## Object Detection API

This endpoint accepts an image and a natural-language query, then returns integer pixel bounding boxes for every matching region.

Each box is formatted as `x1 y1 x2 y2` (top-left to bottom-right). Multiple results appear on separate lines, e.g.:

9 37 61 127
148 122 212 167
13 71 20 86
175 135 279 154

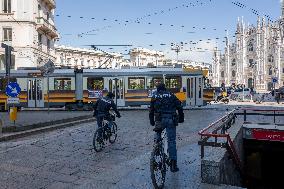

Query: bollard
9 107 17 124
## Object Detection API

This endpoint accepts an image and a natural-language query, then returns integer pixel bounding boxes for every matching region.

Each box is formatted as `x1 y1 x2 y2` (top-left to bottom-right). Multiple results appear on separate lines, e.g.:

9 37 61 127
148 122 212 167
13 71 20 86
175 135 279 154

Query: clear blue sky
55 0 282 63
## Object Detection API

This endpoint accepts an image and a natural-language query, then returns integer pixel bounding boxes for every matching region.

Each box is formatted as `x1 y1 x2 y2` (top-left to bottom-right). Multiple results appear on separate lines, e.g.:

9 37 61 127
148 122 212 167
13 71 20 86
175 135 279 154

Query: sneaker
170 160 179 172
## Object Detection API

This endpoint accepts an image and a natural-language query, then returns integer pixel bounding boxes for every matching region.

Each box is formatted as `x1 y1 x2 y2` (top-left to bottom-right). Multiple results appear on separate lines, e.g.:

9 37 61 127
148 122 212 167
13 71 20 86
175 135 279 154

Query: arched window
38 4 42 17
221 71 224 77
232 70 236 77
231 59 236 66
249 59 254 68
248 42 254 52
269 67 273 75
268 55 274 63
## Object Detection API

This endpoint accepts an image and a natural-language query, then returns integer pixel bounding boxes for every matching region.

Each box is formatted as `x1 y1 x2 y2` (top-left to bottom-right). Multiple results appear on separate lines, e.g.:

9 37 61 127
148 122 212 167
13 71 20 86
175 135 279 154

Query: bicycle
93 113 118 152
150 129 170 189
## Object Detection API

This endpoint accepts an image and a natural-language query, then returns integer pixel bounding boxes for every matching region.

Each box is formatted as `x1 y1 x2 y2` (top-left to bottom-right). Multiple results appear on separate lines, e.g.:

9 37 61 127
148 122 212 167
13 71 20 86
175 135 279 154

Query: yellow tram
0 67 206 110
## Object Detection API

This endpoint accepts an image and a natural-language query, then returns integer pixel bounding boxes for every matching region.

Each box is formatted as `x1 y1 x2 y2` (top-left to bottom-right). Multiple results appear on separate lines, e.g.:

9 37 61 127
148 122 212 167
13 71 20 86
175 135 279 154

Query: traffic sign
39 59 55 75
5 82 21 97
272 77 278 83
7 97 20 104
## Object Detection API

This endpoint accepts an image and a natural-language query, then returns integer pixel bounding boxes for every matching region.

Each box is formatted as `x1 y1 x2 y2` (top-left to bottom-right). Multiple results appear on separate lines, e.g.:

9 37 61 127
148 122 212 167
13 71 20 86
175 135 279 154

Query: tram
0 67 206 110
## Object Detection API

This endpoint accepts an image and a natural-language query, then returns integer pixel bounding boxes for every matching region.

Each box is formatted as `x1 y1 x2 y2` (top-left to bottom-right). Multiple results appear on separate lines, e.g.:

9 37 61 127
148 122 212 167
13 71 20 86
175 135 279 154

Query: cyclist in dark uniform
93 92 121 139
149 83 184 172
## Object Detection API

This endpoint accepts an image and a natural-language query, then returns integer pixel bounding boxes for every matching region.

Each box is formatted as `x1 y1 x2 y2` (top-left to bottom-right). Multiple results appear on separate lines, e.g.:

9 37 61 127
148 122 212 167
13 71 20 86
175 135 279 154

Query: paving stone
0 109 246 189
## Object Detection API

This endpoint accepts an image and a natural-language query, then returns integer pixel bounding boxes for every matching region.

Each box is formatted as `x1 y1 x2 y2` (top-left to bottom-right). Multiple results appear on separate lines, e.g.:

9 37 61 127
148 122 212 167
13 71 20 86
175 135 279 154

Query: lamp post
171 42 183 64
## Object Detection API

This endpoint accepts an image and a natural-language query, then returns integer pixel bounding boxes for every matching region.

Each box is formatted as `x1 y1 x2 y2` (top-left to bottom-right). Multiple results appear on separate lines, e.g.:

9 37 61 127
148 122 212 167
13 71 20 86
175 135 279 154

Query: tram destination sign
28 73 43 77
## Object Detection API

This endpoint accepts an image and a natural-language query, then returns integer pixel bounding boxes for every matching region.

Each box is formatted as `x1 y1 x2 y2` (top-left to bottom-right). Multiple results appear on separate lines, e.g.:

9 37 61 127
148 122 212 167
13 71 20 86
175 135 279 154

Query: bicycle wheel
93 127 104 152
150 143 166 189
109 122 118 144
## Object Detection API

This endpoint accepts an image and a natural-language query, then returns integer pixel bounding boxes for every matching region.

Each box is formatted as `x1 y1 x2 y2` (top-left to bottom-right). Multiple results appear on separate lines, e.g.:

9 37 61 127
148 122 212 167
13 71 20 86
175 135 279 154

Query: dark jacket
93 96 120 117
149 89 184 126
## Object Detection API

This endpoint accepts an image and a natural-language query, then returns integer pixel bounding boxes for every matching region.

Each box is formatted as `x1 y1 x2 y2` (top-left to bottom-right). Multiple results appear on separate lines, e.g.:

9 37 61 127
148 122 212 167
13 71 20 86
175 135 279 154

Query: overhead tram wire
73 0 213 37
54 0 276 53
53 0 274 37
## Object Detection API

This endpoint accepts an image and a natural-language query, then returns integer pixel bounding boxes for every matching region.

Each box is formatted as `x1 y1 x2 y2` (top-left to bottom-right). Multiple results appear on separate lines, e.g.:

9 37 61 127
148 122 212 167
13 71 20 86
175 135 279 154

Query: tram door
105 77 125 107
185 76 203 106
27 78 44 108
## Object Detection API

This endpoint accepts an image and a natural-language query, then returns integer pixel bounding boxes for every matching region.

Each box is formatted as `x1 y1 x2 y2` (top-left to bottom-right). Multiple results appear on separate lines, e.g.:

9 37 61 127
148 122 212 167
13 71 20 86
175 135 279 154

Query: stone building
54 45 125 69
212 3 284 91
129 48 164 67
0 0 58 69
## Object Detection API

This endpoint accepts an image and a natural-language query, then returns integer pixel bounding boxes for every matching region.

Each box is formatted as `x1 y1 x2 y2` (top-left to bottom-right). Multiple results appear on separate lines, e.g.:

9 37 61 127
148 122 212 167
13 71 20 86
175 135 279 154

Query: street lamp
171 42 183 64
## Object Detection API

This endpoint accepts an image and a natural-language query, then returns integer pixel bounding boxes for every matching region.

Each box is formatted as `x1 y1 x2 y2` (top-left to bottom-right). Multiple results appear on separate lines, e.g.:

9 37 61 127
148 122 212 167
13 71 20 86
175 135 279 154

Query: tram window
54 78 71 90
165 77 181 89
87 77 104 90
128 77 145 90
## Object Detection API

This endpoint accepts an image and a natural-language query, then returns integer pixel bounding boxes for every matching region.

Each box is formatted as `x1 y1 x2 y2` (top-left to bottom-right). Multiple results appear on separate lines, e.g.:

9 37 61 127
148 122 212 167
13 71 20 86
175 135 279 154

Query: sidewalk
0 110 96 141
0 111 93 131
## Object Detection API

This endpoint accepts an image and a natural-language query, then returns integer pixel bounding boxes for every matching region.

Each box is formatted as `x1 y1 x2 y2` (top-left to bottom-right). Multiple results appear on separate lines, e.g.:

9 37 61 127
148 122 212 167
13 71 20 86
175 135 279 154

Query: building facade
0 0 58 69
129 48 165 67
212 3 284 91
54 45 125 69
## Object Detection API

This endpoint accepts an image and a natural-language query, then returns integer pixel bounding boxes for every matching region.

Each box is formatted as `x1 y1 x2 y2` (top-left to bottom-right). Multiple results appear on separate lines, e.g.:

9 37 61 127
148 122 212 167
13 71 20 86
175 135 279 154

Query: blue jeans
154 117 177 161
96 115 113 138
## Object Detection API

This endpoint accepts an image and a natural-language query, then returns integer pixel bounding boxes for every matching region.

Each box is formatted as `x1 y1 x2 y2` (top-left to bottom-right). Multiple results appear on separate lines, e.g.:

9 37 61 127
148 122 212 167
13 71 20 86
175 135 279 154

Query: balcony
42 0 56 9
36 17 59 38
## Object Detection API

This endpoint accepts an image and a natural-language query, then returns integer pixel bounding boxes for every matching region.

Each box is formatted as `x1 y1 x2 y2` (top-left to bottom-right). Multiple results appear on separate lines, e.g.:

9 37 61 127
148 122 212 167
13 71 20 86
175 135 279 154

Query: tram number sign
88 90 103 98
252 129 284 142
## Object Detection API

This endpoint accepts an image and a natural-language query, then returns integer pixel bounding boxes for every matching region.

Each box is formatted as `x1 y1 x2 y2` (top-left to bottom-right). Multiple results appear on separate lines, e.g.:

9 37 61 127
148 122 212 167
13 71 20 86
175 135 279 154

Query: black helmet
157 83 166 92
107 92 115 98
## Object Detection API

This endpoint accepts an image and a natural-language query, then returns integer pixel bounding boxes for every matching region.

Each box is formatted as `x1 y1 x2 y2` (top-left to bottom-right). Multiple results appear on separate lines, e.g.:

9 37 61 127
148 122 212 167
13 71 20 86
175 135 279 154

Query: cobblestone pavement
0 109 242 189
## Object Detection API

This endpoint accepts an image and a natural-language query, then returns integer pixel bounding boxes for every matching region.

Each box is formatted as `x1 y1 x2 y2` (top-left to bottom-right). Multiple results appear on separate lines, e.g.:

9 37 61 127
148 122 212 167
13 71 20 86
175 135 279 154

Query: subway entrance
244 139 284 189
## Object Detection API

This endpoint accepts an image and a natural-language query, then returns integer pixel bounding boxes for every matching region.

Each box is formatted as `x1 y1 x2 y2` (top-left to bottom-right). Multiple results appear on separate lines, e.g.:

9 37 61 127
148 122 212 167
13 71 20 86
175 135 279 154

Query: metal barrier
237 109 284 124
198 109 243 173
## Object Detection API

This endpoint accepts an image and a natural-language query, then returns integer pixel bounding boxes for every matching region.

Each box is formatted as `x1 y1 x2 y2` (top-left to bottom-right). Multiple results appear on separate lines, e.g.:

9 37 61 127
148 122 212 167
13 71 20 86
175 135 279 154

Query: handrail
241 108 284 112
198 109 236 135
198 109 243 174
237 108 284 123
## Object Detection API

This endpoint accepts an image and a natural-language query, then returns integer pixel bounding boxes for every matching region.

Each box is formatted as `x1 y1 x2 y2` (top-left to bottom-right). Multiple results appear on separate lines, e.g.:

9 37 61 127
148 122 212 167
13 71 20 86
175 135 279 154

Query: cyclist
93 92 121 139
149 83 184 172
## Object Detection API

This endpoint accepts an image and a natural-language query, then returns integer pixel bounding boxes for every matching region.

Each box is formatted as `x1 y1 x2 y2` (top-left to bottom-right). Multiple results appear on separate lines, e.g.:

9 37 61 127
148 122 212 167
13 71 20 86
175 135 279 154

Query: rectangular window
67 58 71 65
128 77 145 89
38 33 42 44
54 78 71 90
165 76 181 89
87 77 104 90
3 0 11 13
47 39 50 49
3 27 12 41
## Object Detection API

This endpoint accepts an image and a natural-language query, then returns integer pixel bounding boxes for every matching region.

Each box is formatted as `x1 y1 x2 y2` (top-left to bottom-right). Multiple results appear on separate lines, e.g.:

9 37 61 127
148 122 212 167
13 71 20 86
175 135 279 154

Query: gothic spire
282 0 284 18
